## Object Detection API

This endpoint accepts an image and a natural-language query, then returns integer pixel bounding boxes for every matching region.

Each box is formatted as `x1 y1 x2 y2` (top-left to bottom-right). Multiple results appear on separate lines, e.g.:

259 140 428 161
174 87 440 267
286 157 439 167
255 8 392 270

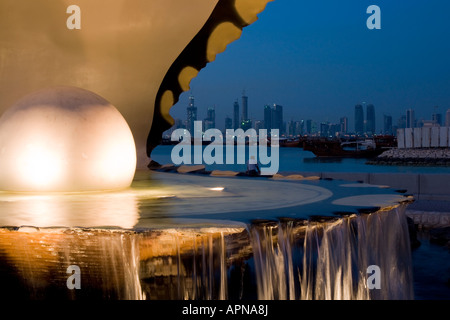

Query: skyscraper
271 104 284 134
204 106 215 131
340 117 348 133
206 106 215 126
287 120 295 136
254 120 263 131
320 122 330 137
264 104 272 130
432 113 442 126
406 109 415 128
186 95 197 134
296 120 304 136
306 119 312 134
224 116 232 131
397 115 406 129
240 119 252 131
233 100 239 130
366 104 375 134
241 92 248 122
354 104 364 134
446 109 450 127
383 114 393 134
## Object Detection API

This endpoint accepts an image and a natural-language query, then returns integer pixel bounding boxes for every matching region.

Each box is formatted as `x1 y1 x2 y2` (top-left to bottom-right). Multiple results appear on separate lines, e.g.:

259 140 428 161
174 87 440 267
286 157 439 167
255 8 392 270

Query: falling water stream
0 171 416 300
0 203 414 300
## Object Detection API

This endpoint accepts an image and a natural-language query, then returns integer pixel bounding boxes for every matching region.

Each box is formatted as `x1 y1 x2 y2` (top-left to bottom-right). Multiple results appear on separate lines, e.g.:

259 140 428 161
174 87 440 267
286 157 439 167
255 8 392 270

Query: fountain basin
0 171 414 300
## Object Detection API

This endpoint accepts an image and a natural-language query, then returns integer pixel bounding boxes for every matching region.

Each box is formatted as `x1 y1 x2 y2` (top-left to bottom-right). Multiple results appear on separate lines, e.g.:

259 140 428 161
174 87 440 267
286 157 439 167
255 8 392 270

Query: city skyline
165 91 449 138
167 0 450 133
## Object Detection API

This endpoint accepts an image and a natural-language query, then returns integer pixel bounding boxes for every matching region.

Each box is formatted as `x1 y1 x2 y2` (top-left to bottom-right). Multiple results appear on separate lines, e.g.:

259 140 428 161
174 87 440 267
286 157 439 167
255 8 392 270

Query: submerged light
0 86 137 192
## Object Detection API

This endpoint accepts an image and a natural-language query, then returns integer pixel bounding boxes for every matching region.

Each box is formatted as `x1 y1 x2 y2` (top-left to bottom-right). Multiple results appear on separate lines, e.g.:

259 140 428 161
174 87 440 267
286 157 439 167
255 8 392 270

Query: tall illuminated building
406 109 415 128
186 95 197 134
354 104 364 134
225 116 232 131
233 100 239 130
204 106 215 130
271 104 284 135
241 92 248 123
264 104 272 130
383 114 393 134
366 104 375 134
340 117 348 133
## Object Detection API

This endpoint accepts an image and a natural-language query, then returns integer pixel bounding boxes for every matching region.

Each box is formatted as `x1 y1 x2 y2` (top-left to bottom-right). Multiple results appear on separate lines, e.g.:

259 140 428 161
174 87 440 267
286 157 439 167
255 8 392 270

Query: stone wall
397 127 450 148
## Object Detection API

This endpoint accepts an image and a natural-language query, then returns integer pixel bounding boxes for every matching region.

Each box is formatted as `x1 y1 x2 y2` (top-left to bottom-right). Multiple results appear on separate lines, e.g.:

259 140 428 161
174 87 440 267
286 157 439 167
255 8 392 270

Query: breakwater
368 148 450 166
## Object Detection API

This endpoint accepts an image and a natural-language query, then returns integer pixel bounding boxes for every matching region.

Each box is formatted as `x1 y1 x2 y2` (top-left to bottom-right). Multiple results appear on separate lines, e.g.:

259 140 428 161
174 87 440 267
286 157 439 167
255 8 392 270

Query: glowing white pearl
0 86 137 192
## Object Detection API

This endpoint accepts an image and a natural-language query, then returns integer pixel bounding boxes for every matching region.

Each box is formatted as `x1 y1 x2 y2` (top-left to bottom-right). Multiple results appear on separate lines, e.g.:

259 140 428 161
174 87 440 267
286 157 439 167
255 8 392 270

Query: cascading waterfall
0 228 144 300
250 203 414 300
139 230 229 300
0 204 414 300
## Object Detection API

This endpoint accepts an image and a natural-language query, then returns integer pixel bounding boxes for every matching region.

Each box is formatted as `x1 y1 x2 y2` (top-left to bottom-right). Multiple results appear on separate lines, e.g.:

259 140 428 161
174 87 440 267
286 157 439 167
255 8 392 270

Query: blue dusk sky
169 0 450 132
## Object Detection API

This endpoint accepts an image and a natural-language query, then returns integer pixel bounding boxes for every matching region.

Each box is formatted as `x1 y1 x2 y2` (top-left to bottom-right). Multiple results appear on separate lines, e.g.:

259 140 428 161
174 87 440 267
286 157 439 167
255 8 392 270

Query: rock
370 148 450 166
177 165 206 174
303 175 320 180
210 170 239 177
284 174 305 180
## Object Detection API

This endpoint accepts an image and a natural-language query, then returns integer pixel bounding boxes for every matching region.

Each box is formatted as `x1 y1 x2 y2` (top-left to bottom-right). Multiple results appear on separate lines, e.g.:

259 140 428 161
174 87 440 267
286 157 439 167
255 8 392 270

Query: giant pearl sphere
0 86 137 192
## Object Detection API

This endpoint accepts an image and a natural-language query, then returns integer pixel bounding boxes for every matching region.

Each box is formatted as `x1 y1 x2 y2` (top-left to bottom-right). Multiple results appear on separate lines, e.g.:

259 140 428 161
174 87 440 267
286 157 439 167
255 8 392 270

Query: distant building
224 116 232 131
421 120 435 128
383 114 393 134
340 117 348 134
366 104 375 134
241 93 248 123
354 104 364 134
329 123 340 137
305 119 312 134
287 120 295 136
406 109 415 128
203 120 214 131
432 113 442 126
446 109 450 127
204 106 215 131
397 115 406 129
240 119 252 131
320 122 330 137
233 100 239 130
174 118 184 129
264 104 272 130
311 121 318 134
295 120 304 136
263 103 284 134
271 104 284 135
186 95 197 134
254 120 263 132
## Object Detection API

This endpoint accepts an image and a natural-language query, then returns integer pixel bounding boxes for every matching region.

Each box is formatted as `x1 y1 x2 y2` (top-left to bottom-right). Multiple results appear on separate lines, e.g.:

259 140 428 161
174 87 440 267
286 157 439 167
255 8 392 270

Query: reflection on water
152 145 450 174
303 157 343 164
0 192 140 229
0 170 337 228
